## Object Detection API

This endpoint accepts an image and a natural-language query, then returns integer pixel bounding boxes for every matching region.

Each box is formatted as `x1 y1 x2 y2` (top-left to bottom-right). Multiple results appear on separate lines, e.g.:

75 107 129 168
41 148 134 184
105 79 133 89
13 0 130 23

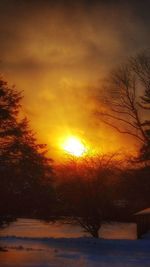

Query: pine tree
0 78 54 218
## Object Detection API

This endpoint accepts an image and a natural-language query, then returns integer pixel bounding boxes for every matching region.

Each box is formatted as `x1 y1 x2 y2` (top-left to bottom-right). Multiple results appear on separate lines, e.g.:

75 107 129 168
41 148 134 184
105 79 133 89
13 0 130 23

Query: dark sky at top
0 0 150 71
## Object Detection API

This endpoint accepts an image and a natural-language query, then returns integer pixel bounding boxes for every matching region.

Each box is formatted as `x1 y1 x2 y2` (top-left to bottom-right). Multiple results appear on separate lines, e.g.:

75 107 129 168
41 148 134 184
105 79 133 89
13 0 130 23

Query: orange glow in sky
0 1 141 160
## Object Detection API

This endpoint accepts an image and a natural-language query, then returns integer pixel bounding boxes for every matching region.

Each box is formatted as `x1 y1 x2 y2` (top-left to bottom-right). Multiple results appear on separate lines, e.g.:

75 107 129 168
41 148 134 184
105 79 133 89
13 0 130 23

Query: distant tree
56 154 121 238
0 78 54 220
96 51 150 163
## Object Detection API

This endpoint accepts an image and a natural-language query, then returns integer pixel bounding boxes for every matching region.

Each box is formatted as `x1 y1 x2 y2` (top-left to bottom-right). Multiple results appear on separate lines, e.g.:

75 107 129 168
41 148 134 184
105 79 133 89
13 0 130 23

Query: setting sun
62 136 86 157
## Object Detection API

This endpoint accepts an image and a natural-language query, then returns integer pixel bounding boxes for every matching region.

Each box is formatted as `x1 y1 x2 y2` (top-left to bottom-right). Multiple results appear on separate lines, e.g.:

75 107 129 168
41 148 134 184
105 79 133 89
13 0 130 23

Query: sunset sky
0 0 150 159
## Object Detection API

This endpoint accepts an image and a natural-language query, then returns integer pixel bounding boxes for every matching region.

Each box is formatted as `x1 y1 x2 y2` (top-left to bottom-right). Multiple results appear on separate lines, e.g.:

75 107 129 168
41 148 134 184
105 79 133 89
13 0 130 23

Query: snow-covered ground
0 219 150 267
1 236 150 267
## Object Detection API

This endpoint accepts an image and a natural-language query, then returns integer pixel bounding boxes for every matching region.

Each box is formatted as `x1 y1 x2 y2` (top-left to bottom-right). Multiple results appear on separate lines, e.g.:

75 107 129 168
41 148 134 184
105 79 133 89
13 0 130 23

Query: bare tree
56 154 121 238
130 52 150 161
96 51 150 161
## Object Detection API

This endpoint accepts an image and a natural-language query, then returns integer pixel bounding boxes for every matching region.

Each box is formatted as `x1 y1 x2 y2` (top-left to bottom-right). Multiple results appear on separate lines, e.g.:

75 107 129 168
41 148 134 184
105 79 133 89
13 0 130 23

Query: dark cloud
1 0 150 80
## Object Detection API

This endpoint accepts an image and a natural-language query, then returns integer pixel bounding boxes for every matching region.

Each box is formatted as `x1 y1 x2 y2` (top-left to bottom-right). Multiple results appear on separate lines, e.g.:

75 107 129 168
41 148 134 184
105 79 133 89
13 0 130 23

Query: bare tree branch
100 118 144 143
96 111 139 130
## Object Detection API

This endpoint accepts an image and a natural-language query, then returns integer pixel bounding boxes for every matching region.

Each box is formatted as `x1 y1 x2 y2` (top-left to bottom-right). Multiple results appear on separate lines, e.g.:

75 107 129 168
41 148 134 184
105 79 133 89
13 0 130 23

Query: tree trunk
91 230 99 238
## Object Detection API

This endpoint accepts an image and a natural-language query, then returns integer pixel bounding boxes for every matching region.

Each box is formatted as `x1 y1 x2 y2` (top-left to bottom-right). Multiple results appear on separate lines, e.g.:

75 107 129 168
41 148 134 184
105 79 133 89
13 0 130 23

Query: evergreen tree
0 78 54 218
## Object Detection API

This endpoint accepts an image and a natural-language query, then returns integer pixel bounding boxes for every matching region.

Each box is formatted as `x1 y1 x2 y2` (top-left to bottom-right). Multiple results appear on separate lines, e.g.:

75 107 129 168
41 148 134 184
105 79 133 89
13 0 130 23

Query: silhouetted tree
96 51 150 163
56 154 121 238
0 79 22 220
130 52 150 162
0 78 54 220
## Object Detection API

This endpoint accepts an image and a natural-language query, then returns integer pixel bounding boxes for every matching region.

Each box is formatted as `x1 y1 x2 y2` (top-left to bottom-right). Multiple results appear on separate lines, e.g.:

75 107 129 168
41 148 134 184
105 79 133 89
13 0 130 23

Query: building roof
134 208 150 216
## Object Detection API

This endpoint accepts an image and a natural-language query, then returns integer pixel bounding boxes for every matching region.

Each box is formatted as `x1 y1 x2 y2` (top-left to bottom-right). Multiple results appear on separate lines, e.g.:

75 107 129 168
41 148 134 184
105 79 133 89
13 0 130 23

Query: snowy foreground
0 220 149 267
0 235 150 267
